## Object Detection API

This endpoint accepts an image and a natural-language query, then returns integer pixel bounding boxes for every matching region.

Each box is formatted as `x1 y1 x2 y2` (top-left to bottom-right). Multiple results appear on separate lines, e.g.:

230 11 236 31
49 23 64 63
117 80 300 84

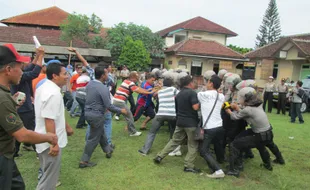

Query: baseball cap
269 76 274 79
0 44 31 65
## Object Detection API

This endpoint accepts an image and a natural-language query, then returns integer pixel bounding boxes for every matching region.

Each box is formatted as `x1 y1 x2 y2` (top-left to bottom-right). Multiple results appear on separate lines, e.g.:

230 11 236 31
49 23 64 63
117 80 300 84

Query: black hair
146 73 156 80
209 75 222 90
95 65 106 80
297 80 303 87
163 78 174 87
180 75 193 88
46 62 65 80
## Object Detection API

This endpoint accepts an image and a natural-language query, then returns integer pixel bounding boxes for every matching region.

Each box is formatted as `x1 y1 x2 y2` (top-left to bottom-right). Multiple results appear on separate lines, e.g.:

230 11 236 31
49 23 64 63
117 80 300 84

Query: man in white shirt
197 75 225 179
35 62 74 189
120 65 130 81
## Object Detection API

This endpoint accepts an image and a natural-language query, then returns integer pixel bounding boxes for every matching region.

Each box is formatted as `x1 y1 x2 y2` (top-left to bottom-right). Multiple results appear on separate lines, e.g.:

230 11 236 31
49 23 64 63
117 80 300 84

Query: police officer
0 44 57 189
277 78 288 115
225 87 284 177
263 76 276 113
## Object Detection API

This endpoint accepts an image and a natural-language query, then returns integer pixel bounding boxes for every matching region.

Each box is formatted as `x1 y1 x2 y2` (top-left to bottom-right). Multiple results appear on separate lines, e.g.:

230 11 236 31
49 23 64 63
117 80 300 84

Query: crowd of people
1 43 307 189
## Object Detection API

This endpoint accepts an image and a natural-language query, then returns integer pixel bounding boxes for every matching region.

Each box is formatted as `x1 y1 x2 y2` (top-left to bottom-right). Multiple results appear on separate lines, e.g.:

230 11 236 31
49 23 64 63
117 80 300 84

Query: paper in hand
33 36 45 64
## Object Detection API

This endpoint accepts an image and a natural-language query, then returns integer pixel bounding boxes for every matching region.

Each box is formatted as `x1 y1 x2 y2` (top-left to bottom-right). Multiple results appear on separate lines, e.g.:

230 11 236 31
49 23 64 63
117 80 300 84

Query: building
0 6 110 65
158 16 250 77
246 33 310 87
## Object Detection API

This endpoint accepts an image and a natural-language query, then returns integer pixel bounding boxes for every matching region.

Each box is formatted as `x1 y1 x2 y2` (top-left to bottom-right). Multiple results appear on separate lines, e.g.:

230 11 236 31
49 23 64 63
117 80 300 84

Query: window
213 63 219 74
175 35 186 44
168 61 172 65
191 60 202 76
273 64 279 79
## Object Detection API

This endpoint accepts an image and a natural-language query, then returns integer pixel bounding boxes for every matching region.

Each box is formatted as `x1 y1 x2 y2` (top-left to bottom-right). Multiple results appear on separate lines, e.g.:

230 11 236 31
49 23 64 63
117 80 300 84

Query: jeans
140 115 176 154
104 112 112 144
291 103 304 122
199 127 225 172
76 97 86 128
70 91 80 115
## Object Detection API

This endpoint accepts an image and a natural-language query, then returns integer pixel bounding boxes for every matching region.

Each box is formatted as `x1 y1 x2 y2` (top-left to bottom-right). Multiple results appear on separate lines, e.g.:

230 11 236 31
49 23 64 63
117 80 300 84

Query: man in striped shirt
138 78 178 155
113 71 155 136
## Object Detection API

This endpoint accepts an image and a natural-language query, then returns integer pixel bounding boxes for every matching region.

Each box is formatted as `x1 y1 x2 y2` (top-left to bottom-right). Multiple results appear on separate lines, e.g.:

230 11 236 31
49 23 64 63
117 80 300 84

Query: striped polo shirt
157 86 179 116
114 80 138 103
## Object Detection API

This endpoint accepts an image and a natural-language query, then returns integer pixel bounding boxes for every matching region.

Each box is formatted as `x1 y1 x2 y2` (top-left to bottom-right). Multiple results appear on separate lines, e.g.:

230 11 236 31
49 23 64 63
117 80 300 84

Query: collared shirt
34 80 67 153
264 82 276 92
278 84 288 93
0 85 23 159
114 80 138 103
137 81 154 107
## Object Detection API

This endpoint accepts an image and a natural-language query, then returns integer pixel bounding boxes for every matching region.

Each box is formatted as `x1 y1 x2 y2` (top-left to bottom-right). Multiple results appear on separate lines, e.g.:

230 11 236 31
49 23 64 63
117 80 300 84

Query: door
191 60 202 76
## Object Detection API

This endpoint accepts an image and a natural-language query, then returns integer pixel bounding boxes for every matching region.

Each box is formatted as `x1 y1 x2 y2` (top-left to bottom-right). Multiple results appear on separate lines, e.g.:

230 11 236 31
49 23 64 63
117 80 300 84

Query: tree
106 22 165 59
118 36 151 71
228 44 253 54
255 0 281 47
60 12 105 48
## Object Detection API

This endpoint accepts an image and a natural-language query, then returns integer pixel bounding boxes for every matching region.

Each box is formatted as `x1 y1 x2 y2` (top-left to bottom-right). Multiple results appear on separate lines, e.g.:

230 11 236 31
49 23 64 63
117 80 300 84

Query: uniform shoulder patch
6 113 17 124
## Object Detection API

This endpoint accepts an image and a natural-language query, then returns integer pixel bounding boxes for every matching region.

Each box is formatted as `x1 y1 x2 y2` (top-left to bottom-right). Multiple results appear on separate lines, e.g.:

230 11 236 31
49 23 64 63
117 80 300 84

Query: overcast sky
1 0 310 48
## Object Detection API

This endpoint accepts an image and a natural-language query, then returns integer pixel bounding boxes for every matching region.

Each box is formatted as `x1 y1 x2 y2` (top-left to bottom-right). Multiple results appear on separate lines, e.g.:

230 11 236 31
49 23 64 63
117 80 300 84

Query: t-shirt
32 73 46 95
114 80 138 103
120 69 130 78
70 74 80 91
175 87 199 128
198 90 225 129
34 80 67 153
157 86 179 116
137 81 153 107
76 75 91 100
0 85 23 159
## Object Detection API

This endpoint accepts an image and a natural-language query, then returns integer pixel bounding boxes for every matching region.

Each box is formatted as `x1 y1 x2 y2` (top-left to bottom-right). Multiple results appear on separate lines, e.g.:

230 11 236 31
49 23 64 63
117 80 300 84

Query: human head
218 69 228 79
237 87 261 106
94 65 108 82
207 75 222 90
179 75 194 89
75 63 83 75
268 76 274 82
296 80 303 88
43 60 61 74
281 78 285 85
46 62 68 87
0 44 31 85
129 71 139 83
107 64 112 73
163 78 174 87
146 73 156 85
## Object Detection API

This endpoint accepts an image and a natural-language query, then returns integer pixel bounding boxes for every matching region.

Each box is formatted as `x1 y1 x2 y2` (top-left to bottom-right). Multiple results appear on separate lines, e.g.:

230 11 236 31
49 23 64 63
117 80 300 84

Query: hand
67 47 77 53
230 103 239 110
66 125 74 136
46 132 58 146
48 144 59 157
120 108 127 115
36 46 45 57
225 109 232 115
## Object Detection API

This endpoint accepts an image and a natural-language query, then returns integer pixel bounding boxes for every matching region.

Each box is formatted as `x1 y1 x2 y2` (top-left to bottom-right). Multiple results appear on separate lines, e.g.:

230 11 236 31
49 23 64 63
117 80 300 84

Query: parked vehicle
273 76 310 113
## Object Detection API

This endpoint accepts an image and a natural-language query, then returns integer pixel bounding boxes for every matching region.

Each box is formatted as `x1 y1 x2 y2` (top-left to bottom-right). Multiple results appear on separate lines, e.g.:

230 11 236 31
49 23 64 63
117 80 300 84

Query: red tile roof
1 6 69 27
0 26 108 48
165 39 245 59
158 16 237 37
245 33 310 58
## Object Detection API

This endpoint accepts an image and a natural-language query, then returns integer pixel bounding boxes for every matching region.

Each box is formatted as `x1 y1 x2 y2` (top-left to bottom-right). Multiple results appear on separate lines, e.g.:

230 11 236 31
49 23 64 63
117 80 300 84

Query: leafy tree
255 0 281 47
118 36 151 71
106 22 165 59
60 12 105 48
228 44 253 54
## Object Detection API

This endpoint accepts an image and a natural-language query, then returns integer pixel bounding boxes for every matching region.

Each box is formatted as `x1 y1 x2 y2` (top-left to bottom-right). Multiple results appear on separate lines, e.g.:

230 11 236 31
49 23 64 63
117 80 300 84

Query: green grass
16 111 310 190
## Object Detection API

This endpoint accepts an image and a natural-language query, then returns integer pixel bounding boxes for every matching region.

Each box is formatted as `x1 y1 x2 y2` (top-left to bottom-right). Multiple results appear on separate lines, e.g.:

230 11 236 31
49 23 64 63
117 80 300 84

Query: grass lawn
16 110 310 190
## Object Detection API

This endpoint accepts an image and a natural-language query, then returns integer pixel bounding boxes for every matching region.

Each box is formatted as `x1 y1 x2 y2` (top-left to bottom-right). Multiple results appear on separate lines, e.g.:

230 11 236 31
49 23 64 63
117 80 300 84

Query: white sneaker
130 131 142 137
168 145 182 156
115 116 120 121
206 171 225 179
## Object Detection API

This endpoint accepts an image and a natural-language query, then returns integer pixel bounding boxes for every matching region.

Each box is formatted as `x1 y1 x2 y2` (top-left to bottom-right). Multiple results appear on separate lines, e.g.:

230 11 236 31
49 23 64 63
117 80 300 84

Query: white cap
269 76 274 79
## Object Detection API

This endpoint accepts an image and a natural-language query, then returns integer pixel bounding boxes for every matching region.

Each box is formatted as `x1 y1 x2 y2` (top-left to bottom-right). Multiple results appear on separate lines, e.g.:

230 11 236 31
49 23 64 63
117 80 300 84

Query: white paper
33 36 45 65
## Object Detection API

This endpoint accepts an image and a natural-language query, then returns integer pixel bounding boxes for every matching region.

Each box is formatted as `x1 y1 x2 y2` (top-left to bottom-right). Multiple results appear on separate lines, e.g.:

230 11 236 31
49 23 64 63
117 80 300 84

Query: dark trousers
81 112 113 162
15 110 35 155
0 156 25 190
229 129 271 170
133 104 155 121
263 92 273 113
76 97 86 128
199 127 225 172
64 91 73 111
277 93 286 114
290 103 304 122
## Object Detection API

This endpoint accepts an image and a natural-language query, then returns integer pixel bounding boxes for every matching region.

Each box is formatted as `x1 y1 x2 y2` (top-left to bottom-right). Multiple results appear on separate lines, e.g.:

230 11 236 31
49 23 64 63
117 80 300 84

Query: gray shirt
85 80 121 116
230 105 271 133
277 84 288 93
292 87 303 103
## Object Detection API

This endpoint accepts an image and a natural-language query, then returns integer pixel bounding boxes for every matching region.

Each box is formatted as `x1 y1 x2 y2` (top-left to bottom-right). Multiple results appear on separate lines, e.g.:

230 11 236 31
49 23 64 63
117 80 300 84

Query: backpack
298 88 309 104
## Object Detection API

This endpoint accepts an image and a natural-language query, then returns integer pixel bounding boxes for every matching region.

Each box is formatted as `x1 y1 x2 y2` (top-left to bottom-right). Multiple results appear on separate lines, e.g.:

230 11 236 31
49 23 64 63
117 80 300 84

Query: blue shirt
137 81 153 107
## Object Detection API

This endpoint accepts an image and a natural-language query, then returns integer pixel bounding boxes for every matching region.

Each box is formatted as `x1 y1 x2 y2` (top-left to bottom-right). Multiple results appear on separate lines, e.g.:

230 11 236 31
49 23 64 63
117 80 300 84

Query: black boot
273 157 285 165
261 162 273 171
226 169 240 177
153 156 163 164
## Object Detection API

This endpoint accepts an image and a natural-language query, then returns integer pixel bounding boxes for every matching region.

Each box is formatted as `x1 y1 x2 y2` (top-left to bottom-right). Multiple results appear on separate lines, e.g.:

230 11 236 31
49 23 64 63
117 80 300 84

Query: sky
1 0 310 48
